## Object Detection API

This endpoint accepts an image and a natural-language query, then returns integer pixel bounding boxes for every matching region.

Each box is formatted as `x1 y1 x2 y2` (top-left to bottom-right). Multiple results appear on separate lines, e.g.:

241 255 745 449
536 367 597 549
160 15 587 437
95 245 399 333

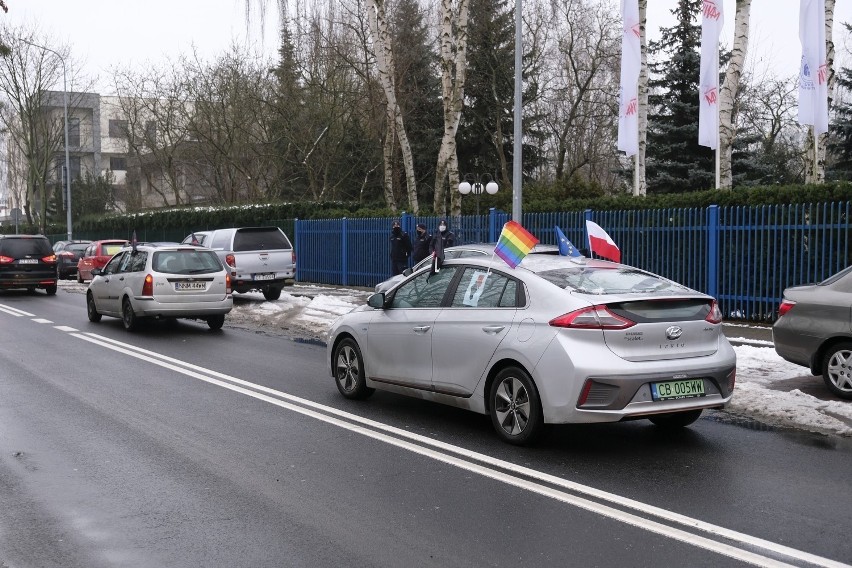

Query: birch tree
365 0 419 213
637 0 648 195
718 0 751 189
434 0 471 216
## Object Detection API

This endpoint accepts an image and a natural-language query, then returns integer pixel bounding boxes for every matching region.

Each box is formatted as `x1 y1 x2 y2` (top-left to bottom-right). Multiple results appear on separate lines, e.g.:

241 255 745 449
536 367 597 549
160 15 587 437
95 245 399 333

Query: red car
76 239 129 283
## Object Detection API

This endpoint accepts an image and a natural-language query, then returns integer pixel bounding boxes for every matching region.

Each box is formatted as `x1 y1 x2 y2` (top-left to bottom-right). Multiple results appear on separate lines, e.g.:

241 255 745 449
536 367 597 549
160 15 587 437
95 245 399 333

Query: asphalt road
0 289 850 567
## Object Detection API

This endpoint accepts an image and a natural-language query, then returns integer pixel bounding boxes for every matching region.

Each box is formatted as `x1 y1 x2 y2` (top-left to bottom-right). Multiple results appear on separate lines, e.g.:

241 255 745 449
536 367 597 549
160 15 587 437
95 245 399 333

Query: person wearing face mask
429 219 456 261
411 223 432 264
389 219 412 276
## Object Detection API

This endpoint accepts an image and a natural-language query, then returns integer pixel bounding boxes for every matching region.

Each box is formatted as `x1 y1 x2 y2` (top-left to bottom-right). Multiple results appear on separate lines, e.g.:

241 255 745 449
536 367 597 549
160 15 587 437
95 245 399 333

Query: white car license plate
254 273 275 281
18 259 38 264
651 379 705 401
175 282 206 291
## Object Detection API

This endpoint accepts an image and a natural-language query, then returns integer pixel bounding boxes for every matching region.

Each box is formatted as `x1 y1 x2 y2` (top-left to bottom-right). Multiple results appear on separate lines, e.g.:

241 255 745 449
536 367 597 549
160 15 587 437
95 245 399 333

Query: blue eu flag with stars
555 226 581 257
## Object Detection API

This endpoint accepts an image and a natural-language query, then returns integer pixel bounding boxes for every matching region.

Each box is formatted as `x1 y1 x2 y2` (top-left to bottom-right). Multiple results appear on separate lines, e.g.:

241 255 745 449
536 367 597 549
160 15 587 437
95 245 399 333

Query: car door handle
413 326 431 334
482 325 505 334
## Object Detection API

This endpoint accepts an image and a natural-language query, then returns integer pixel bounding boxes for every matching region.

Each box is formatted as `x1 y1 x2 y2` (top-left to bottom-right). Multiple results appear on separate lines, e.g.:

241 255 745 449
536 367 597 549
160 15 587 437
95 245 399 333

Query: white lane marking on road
69 331 850 568
54 326 78 332
32 318 54 324
0 304 34 317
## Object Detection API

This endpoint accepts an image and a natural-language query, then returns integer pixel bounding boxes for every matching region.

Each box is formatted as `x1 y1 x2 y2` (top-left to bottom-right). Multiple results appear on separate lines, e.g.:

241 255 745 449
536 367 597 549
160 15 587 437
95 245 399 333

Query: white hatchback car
329 254 736 445
86 243 233 331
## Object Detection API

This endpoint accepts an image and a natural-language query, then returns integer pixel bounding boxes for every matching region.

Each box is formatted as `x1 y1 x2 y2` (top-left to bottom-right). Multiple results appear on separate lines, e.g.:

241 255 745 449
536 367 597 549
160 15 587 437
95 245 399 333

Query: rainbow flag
494 221 539 268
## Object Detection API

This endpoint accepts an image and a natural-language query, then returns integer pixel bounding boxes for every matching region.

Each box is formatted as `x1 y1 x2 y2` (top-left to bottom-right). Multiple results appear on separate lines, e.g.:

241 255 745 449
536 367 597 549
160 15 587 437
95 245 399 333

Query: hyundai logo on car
665 326 683 340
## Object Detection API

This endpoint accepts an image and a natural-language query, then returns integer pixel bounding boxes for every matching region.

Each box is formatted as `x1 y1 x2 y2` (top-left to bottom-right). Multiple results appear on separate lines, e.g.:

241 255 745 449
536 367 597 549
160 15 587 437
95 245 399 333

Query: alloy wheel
336 344 360 393
826 348 852 395
494 376 531 436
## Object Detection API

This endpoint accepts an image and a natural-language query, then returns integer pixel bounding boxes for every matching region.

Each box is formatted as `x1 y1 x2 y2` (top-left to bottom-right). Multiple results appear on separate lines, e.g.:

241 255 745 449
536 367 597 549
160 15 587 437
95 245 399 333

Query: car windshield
102 244 125 256
153 250 224 274
537 267 688 295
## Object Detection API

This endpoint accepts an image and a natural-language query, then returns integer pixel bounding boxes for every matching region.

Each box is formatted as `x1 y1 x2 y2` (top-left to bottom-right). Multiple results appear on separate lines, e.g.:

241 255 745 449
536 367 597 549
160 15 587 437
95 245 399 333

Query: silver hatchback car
86 243 233 331
329 255 736 445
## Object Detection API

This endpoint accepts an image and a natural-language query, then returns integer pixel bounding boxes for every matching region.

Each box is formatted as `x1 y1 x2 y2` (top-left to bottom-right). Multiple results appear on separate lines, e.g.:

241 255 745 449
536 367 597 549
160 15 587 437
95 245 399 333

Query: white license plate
651 379 705 401
18 259 37 264
175 282 206 291
254 273 275 281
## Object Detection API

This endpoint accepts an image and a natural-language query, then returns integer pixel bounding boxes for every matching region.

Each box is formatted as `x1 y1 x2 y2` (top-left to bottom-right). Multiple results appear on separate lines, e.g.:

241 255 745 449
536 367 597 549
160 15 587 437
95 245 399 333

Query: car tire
333 338 374 400
263 286 282 301
122 297 139 331
649 409 703 429
821 342 852 400
26 287 36 295
44 284 57 295
77 272 84 284
87 292 102 322
489 366 544 446
207 315 225 330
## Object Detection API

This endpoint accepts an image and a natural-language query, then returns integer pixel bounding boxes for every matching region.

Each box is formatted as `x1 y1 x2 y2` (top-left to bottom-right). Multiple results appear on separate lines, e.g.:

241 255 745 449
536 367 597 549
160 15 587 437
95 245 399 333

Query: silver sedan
773 265 852 400
328 255 736 445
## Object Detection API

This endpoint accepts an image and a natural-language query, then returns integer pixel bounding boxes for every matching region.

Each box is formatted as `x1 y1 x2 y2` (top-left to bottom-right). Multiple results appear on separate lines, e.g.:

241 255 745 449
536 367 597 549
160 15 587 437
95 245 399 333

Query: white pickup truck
182 227 295 300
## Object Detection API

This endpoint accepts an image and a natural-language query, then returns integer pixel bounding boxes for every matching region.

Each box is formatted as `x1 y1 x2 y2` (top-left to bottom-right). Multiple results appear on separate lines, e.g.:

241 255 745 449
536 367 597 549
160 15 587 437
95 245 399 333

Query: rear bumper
132 297 233 318
232 276 293 292
0 273 57 288
533 334 737 424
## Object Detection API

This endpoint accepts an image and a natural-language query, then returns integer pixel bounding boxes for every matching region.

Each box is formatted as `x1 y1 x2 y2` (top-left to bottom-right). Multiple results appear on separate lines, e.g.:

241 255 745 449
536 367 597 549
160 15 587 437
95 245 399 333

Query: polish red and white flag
586 220 621 264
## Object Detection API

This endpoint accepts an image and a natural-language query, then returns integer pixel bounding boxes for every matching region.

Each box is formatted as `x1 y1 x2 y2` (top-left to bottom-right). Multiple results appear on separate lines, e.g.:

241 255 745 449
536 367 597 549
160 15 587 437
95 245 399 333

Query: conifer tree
646 0 713 193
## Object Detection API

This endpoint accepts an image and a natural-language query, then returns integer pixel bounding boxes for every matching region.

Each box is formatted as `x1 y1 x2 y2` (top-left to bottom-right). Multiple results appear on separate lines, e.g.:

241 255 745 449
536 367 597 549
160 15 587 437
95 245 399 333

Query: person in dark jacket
389 219 412 275
411 223 432 264
430 219 455 258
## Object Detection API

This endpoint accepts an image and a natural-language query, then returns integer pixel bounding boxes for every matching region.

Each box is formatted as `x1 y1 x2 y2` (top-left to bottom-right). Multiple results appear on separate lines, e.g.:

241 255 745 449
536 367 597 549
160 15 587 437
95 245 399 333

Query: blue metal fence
295 202 852 322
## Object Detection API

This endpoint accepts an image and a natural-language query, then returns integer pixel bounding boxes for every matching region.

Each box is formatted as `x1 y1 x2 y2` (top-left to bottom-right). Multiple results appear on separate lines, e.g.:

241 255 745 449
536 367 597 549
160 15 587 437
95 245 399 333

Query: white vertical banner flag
617 0 641 156
798 0 829 134
698 0 724 149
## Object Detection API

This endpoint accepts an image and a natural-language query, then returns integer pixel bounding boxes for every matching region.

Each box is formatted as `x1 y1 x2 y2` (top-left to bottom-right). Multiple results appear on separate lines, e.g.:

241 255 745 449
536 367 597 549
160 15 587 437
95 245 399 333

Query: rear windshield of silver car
233 228 291 251
153 250 224 275
537 267 688 295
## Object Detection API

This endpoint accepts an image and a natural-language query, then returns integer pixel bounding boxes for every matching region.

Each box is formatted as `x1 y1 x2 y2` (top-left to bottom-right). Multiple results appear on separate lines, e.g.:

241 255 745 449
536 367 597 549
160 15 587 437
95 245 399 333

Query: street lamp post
21 39 72 240
458 173 498 242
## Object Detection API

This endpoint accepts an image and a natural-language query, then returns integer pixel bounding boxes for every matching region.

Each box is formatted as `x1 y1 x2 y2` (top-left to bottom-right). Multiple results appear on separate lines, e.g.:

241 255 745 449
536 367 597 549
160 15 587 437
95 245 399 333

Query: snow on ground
58 280 852 437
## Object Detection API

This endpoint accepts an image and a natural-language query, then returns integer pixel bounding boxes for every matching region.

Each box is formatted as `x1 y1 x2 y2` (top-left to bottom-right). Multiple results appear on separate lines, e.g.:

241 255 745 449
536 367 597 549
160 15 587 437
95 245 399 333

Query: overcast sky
4 0 852 94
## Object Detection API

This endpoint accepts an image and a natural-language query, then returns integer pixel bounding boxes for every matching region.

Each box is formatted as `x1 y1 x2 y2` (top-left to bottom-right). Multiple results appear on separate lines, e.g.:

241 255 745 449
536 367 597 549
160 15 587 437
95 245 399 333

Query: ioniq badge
665 326 683 340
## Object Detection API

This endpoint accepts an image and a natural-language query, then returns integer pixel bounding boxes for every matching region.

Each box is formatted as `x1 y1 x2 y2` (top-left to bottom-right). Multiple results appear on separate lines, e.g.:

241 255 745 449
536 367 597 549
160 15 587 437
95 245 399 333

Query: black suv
0 234 59 295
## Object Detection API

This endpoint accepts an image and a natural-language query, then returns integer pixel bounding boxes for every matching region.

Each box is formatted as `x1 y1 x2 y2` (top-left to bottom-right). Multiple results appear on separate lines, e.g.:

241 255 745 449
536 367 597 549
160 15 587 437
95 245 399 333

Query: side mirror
367 292 386 309
402 268 412 276
91 268 102 277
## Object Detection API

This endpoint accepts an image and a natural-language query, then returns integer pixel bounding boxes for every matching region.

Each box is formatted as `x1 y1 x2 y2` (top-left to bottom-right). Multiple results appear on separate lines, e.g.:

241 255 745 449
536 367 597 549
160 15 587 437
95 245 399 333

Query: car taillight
0 255 13 264
142 274 154 296
705 300 723 324
777 300 796 318
549 305 635 329
225 254 236 269
225 273 232 294
42 254 57 264
292 250 296 266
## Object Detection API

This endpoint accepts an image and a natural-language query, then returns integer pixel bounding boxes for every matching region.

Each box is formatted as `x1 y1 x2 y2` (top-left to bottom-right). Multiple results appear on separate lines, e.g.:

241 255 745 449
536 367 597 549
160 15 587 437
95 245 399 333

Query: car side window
117 253 134 273
128 251 148 272
102 252 125 275
499 279 519 307
390 267 457 309
210 231 232 249
450 268 515 308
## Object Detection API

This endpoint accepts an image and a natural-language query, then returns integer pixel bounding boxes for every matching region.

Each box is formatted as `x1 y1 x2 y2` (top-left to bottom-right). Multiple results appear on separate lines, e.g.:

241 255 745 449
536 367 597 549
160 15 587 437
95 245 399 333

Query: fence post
707 205 719 299
489 208 496 242
294 218 300 282
342 217 348 286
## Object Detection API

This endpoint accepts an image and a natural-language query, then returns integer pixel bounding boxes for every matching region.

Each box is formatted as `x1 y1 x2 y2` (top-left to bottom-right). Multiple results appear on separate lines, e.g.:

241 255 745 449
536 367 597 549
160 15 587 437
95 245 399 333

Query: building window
145 121 157 144
69 156 81 180
68 118 80 147
110 157 127 171
108 119 128 138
